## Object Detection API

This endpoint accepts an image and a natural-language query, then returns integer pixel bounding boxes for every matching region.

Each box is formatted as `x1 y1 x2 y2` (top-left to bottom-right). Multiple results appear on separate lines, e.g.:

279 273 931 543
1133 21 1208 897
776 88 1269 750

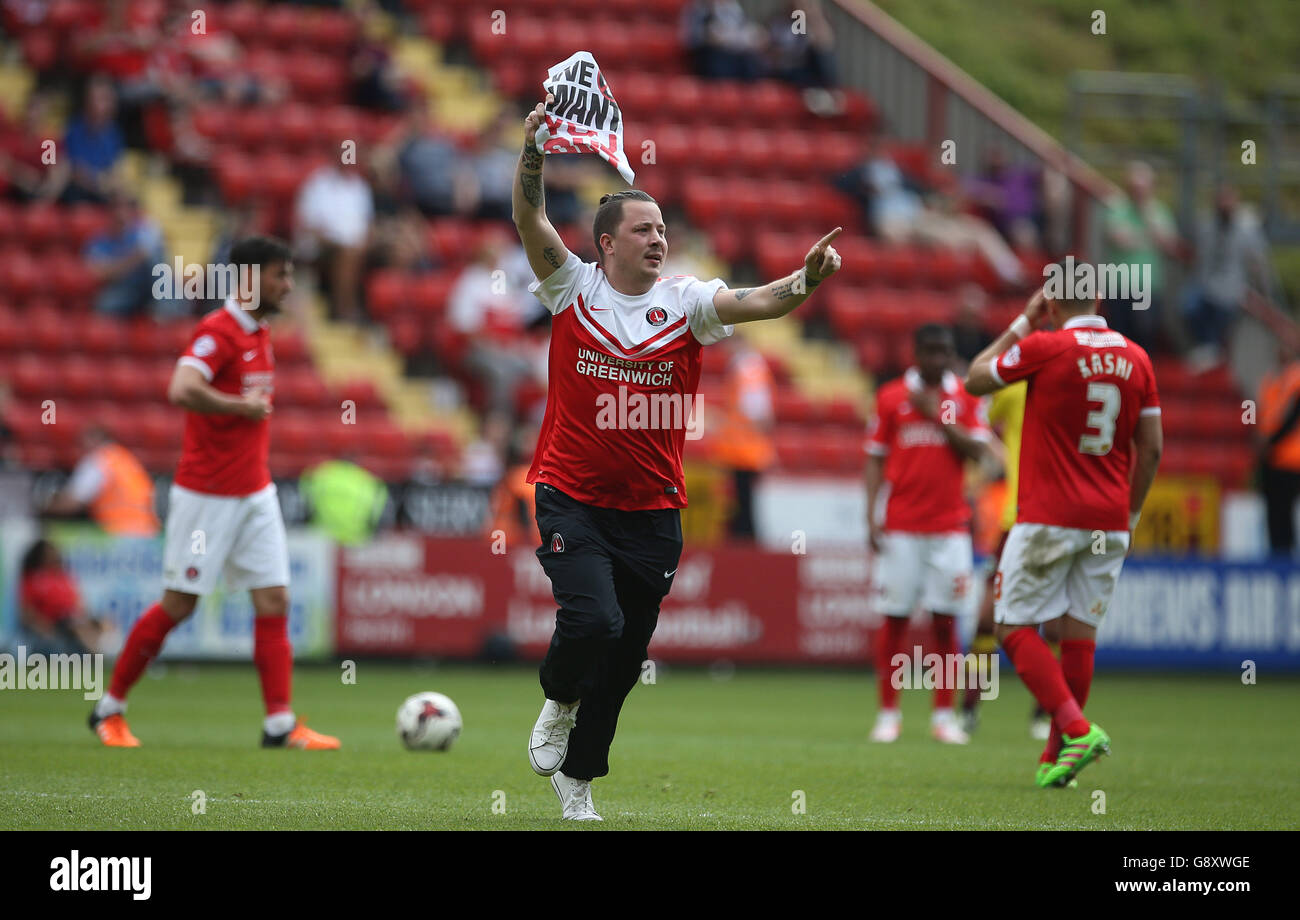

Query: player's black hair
21 538 56 576
227 235 291 270
592 190 657 263
914 323 954 348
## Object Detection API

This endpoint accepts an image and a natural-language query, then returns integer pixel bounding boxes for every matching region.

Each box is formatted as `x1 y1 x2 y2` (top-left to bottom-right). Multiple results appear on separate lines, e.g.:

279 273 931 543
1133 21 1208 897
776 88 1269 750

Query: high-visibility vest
1260 362 1300 472
88 443 160 536
712 351 775 471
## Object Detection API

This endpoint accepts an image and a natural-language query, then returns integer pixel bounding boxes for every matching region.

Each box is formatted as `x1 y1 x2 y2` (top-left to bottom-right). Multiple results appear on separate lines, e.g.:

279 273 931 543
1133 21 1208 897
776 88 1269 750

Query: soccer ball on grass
396 691 462 752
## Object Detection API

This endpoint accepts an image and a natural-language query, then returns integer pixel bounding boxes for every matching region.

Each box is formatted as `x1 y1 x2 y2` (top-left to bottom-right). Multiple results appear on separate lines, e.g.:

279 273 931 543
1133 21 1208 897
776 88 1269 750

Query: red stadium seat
387 315 424 356
60 357 100 401
410 273 455 317
10 354 46 399
20 202 62 251
28 302 65 352
366 270 411 320
0 248 40 301
0 301 19 353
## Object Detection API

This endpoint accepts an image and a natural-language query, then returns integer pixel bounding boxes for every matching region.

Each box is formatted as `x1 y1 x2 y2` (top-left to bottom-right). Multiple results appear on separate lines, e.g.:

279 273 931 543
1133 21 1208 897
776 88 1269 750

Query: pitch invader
515 93 842 820
89 237 339 751
965 285 1161 787
865 324 992 744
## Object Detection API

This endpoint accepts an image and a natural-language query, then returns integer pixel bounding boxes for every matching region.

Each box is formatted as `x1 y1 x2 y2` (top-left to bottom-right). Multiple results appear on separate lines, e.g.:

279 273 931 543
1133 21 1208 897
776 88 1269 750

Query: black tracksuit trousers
532 482 683 781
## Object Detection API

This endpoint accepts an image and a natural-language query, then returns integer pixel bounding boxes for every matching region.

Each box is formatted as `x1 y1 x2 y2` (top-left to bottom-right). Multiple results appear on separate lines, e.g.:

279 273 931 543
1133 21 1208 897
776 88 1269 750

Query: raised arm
965 288 1048 395
714 228 843 325
512 93 570 282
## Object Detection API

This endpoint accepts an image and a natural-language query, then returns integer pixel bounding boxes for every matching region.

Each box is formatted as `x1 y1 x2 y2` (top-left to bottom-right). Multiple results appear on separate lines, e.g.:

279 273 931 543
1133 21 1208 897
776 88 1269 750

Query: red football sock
876 615 911 710
108 603 177 700
930 613 957 709
1043 638 1097 761
1001 627 1089 738
253 615 293 716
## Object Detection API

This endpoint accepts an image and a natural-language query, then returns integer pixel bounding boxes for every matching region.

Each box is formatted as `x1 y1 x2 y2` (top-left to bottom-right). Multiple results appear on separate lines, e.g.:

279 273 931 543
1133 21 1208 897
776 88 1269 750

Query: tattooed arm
513 93 570 282
714 228 843 325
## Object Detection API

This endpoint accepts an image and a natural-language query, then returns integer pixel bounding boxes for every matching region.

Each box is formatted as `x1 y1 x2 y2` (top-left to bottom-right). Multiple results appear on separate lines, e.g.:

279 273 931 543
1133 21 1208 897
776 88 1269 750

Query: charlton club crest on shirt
551 533 565 553
646 307 667 327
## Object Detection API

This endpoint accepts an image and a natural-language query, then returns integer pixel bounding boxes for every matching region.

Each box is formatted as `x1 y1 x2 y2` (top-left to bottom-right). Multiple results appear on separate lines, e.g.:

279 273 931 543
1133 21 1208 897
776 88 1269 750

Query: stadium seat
28 303 65 353
410 273 455 317
366 270 411 321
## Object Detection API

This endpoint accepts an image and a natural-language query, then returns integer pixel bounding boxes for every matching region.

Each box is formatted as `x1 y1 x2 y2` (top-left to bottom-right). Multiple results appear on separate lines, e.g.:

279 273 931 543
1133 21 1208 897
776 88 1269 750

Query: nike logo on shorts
664 568 677 578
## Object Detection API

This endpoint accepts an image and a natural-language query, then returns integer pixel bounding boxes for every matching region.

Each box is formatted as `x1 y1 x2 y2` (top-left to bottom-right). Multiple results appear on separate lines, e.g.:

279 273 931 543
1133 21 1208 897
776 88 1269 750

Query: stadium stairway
303 294 477 446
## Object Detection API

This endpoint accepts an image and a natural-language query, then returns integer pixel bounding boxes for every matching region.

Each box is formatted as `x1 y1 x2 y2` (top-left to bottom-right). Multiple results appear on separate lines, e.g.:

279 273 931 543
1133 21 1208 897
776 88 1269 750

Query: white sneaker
551 770 602 821
1029 714 1052 741
931 711 970 745
870 709 902 743
528 699 579 776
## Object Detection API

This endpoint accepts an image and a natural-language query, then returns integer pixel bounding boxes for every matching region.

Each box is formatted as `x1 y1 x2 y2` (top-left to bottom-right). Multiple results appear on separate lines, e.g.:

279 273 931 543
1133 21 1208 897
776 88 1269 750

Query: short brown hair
592 190 657 263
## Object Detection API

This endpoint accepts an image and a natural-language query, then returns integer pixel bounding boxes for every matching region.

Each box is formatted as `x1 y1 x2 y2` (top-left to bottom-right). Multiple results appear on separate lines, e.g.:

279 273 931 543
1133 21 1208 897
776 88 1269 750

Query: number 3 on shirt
1079 381 1120 455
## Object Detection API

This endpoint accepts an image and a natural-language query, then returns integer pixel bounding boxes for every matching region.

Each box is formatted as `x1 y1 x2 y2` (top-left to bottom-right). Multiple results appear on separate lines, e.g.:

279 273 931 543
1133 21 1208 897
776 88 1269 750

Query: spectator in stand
952 283 992 369
60 77 126 204
350 30 409 112
1183 184 1275 372
1102 160 1180 353
394 107 478 218
85 190 171 319
764 0 842 115
44 424 160 537
461 412 511 489
469 110 526 222
0 92 67 201
300 454 390 546
914 189 1026 288
1256 344 1300 557
965 147 1041 244
19 538 114 656
713 336 775 540
1040 165 1073 257
294 152 374 325
447 235 545 419
837 139 1024 288
681 0 765 81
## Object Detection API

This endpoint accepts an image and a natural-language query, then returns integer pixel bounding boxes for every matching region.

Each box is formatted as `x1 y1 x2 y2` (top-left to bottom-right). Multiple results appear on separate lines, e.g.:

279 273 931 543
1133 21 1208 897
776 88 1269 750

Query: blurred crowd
0 0 1291 556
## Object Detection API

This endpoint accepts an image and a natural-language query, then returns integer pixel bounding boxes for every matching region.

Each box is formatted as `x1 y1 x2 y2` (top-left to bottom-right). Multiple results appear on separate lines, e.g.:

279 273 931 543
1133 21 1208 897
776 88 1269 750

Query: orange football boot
89 712 141 747
263 719 340 750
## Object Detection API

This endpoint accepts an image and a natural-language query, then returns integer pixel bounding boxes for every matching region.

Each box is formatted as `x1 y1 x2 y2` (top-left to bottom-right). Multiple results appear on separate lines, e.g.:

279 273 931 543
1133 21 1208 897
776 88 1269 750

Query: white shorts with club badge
161 483 290 595
872 531 973 617
993 522 1129 628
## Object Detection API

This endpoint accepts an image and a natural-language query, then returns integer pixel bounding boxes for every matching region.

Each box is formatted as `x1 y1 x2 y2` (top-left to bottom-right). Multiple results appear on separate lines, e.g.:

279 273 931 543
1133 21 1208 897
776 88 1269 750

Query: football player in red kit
965 286 1161 787
89 236 339 751
865 324 992 744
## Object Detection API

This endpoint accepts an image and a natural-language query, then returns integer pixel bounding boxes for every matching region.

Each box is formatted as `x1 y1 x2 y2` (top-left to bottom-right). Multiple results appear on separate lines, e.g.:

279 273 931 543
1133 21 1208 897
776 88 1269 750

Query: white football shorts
993 522 1129 628
872 531 973 617
161 483 290 595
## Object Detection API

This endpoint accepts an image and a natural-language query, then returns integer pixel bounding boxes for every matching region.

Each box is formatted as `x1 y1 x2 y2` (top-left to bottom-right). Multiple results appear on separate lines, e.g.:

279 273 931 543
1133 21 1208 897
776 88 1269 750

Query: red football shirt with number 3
990 314 1160 532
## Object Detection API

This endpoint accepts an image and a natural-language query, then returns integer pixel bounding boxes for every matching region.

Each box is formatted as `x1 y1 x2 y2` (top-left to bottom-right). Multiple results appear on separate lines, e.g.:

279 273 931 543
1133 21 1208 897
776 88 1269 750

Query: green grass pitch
1 662 1295 830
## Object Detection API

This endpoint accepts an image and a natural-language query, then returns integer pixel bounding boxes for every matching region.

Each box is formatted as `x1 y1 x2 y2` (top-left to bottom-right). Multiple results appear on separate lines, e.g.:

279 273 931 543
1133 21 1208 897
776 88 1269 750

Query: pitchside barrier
1 524 1296 669
0 519 334 660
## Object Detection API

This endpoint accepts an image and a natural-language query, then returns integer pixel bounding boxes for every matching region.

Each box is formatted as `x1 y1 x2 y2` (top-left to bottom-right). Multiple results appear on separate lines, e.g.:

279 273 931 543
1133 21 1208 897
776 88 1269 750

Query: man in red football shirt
515 94 842 820
89 236 339 750
965 285 1162 787
865 324 991 744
